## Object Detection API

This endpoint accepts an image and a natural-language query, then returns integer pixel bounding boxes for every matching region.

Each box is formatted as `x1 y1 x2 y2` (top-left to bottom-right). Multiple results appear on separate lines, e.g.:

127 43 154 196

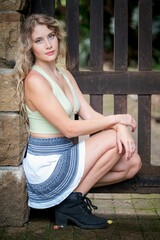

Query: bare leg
74 130 142 194
94 152 142 187
75 130 121 194
75 145 120 193
55 130 141 229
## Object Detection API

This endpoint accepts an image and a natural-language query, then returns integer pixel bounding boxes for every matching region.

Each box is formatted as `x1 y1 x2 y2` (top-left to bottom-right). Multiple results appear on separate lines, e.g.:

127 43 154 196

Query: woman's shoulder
25 69 51 91
26 68 41 79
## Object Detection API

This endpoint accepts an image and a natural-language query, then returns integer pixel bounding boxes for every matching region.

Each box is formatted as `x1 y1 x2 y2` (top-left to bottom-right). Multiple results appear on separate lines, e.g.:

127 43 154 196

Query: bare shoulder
25 70 45 84
25 69 51 91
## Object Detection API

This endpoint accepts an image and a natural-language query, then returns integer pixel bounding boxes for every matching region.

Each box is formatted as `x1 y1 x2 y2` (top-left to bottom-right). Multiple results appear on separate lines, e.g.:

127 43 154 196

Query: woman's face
31 24 59 63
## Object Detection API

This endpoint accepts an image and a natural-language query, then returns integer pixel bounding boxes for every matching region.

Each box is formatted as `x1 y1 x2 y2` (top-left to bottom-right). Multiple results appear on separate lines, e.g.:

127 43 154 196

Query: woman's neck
35 60 57 75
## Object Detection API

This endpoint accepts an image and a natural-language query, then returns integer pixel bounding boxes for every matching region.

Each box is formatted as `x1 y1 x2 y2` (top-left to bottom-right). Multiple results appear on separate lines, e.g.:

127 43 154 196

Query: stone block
0 165 29 226
0 11 21 68
0 112 28 166
0 0 26 11
0 68 19 111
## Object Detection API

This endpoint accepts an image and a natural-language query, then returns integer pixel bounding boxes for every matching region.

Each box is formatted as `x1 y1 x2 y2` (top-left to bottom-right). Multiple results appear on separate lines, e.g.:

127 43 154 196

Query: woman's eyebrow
32 36 43 41
48 31 55 35
32 31 55 41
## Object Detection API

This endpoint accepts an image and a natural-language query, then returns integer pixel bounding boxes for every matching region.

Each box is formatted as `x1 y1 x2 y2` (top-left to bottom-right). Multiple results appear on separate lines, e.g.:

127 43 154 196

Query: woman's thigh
83 129 119 175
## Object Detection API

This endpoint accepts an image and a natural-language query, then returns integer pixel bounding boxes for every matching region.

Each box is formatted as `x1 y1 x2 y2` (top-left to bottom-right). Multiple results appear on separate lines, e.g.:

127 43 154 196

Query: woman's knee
126 153 142 179
118 153 142 180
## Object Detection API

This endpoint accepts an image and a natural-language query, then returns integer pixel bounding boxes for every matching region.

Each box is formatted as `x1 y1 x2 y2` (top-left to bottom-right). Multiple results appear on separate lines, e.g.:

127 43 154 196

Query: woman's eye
35 39 42 44
49 34 55 39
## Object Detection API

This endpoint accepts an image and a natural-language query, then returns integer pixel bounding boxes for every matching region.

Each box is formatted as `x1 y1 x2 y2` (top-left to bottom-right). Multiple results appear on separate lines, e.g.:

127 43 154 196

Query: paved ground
0 193 160 240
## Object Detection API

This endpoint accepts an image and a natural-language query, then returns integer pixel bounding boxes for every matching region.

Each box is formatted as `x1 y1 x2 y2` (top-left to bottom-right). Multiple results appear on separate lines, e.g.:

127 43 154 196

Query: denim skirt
23 136 85 209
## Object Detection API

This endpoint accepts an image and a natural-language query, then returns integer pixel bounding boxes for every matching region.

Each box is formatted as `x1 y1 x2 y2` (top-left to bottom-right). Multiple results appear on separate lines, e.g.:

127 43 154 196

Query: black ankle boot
54 192 107 229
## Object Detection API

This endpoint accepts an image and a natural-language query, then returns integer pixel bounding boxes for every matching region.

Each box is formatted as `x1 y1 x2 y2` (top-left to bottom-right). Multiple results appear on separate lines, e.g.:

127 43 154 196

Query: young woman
14 14 142 229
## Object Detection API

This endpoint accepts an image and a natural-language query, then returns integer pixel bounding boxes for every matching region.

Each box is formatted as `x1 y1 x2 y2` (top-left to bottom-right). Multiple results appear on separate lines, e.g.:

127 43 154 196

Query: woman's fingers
117 139 123 154
126 140 136 160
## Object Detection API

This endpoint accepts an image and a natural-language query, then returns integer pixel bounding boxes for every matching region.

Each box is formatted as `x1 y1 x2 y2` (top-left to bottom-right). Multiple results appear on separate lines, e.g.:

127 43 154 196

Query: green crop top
26 65 80 134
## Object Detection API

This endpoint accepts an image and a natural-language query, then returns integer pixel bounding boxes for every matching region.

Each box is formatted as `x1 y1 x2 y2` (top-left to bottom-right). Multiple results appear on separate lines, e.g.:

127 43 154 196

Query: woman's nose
45 39 52 49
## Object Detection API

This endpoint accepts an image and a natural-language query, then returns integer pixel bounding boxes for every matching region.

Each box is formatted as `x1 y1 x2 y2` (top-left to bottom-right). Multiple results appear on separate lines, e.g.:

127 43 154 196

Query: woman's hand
115 114 136 132
116 124 136 160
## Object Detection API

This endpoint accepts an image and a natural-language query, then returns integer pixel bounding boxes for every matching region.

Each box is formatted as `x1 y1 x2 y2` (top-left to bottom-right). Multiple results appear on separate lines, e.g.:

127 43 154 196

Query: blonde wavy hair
14 14 66 125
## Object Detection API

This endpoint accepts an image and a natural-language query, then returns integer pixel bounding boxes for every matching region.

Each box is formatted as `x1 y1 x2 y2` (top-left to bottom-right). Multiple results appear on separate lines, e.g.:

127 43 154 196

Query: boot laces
82 196 98 213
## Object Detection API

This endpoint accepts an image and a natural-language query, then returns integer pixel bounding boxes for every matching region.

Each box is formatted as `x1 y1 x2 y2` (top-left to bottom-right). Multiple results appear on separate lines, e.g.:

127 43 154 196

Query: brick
0 0 26 11
0 11 21 68
0 165 29 226
0 112 28 166
0 68 19 111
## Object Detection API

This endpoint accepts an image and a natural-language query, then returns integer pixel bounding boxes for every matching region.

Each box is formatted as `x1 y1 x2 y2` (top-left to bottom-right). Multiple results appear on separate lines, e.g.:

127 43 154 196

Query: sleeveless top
26 65 80 134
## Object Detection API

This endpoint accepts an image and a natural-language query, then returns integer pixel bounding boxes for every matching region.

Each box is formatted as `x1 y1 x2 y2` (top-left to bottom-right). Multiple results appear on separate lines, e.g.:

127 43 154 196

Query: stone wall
0 0 29 226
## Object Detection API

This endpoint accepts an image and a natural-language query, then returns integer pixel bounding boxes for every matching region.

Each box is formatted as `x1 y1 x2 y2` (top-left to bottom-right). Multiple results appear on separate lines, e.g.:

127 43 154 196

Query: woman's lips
46 51 54 56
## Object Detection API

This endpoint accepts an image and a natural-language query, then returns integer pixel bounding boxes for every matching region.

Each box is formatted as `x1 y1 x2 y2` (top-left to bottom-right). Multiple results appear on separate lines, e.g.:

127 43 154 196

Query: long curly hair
14 14 66 125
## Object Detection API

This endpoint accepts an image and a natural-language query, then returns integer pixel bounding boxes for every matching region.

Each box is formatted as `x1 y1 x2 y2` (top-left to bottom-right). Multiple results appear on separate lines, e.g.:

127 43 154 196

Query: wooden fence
30 0 160 193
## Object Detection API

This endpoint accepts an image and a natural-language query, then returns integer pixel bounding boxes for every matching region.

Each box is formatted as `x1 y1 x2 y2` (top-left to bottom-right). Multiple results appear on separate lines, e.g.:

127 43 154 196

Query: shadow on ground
1 203 160 240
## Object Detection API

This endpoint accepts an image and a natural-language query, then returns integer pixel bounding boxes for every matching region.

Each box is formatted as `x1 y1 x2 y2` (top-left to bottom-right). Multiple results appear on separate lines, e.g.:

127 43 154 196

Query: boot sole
55 211 107 229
